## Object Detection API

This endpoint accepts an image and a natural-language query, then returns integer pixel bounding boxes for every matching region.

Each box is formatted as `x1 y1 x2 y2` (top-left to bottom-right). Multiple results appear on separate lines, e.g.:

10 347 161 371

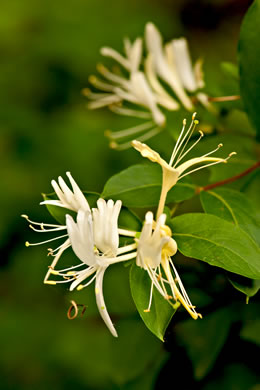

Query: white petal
66 212 96 266
95 267 118 337
66 172 90 212
171 38 197 92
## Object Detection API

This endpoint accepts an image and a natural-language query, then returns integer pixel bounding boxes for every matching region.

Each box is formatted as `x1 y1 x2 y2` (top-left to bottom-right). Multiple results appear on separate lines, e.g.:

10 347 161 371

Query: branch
196 161 260 193
208 95 240 102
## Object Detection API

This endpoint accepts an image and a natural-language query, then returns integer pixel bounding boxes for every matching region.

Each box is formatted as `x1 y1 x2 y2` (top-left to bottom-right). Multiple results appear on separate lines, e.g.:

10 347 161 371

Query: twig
196 161 260 193
208 95 240 102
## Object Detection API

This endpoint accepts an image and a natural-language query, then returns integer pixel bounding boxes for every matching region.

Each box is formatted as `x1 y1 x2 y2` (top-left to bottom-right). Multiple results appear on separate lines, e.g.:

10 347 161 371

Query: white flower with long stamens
23 173 138 337
132 113 236 218
55 203 137 337
40 171 90 212
136 211 201 319
85 22 212 150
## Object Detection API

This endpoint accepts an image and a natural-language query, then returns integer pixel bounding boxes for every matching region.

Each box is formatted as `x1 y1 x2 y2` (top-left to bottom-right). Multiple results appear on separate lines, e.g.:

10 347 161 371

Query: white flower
64 206 136 337
132 113 236 217
136 211 201 319
40 171 90 212
85 22 212 150
23 174 137 337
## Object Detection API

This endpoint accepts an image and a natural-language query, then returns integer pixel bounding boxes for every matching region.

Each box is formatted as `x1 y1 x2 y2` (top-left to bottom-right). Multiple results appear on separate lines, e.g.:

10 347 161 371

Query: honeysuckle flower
136 211 201 319
40 171 90 212
85 22 213 150
145 23 212 112
132 113 236 218
23 173 137 337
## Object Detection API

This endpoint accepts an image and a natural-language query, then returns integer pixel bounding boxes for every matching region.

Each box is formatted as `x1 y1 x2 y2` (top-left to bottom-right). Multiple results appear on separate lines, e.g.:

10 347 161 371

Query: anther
143 309 150 313
81 88 90 96
77 285 84 291
109 141 118 149
192 112 197 120
25 241 30 247
44 280 56 285
218 143 223 148
199 130 204 137
194 119 199 125
229 152 237 157
183 118 187 125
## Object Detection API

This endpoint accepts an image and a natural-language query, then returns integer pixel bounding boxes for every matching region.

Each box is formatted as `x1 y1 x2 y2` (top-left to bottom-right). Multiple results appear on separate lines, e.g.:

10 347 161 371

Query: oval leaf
130 264 178 341
171 213 260 279
101 164 195 208
200 188 260 246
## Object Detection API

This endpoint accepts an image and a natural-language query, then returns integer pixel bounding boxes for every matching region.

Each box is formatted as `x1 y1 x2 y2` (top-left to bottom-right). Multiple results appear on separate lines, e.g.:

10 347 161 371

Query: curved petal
95 267 118 337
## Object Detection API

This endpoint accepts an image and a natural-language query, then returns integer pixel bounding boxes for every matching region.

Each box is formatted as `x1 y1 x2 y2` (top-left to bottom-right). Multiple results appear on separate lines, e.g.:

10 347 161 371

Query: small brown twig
208 95 240 102
196 161 260 193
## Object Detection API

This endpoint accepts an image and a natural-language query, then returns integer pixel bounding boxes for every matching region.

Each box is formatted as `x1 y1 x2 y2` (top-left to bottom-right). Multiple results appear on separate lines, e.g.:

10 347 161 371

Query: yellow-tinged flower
23 173 137 337
132 113 236 217
85 22 212 150
136 211 201 319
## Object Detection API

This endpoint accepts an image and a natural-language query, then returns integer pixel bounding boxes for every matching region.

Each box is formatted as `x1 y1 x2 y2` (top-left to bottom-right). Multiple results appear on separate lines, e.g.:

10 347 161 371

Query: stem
196 161 260 193
208 95 240 102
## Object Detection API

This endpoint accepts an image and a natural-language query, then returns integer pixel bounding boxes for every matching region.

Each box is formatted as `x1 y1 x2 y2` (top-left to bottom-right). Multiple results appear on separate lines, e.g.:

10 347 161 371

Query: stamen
168 119 187 166
144 282 154 312
178 158 229 180
174 130 204 167
118 228 137 237
76 273 97 290
97 63 128 87
87 95 121 109
109 105 152 119
200 143 223 159
170 114 199 166
110 126 161 151
117 242 137 255
88 75 115 92
21 215 62 229
29 224 67 233
106 121 154 140
25 233 68 247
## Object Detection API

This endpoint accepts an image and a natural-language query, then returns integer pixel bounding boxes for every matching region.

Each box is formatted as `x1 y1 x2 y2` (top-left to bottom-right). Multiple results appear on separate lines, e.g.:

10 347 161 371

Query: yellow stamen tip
66 271 76 275
192 112 197 120
183 118 187 125
81 88 90 96
44 280 57 285
97 63 105 73
77 285 84 291
194 119 199 125
88 75 96 84
21 214 28 219
25 241 30 247
50 270 59 275
229 152 237 156
218 143 223 148
144 309 150 313
109 141 118 149
104 130 111 137
199 130 204 136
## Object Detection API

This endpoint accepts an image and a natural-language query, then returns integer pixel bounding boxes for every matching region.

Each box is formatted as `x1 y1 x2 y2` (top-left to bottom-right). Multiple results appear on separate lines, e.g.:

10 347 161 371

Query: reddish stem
196 161 260 193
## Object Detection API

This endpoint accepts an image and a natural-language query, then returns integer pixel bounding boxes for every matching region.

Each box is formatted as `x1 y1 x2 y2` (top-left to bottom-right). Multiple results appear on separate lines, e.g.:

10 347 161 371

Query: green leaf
42 191 100 225
170 213 260 279
130 264 178 341
101 164 195 208
240 318 260 346
175 307 232 380
221 61 239 80
200 188 260 246
239 0 260 137
228 274 260 302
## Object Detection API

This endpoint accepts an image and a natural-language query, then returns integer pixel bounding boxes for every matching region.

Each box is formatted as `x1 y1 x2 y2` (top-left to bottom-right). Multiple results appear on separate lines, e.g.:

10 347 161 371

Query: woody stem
196 161 260 193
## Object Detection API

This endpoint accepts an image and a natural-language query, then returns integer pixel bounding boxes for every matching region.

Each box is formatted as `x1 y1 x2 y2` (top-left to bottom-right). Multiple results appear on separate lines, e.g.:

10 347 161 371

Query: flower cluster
23 114 235 337
84 22 213 150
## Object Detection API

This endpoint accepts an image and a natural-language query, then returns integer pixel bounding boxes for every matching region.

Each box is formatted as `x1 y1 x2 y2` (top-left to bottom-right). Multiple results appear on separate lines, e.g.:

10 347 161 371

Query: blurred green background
1 0 259 389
